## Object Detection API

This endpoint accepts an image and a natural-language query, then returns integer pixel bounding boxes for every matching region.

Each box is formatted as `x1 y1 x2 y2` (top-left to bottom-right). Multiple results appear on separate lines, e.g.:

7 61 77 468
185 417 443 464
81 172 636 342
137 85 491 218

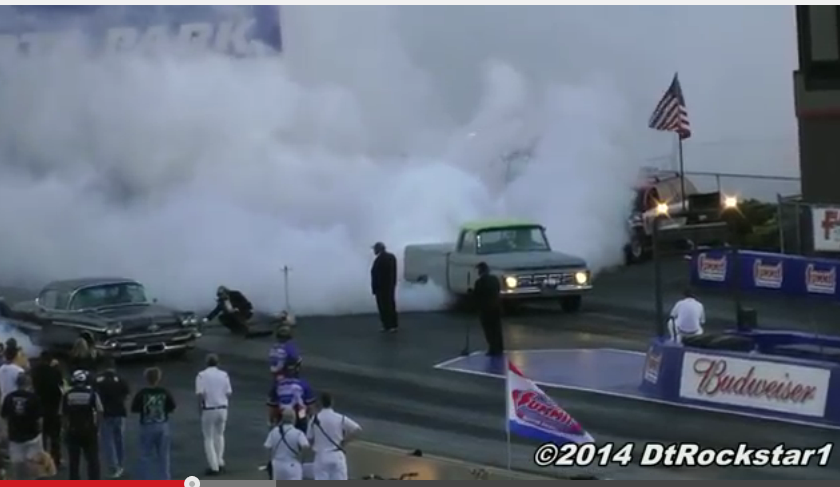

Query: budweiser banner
679 351 830 417
690 249 840 300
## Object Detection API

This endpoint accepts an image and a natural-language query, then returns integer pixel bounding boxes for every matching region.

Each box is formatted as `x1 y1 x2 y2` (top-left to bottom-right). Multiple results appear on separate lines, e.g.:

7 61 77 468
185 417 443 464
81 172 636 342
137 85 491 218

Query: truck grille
516 272 576 287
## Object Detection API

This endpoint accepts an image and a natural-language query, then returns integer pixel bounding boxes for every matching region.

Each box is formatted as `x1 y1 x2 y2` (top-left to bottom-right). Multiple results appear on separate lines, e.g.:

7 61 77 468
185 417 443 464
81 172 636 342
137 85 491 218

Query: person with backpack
60 370 103 480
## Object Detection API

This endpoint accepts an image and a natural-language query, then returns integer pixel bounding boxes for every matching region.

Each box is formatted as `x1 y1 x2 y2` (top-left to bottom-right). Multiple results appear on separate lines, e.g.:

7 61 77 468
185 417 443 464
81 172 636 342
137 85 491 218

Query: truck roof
460 219 542 232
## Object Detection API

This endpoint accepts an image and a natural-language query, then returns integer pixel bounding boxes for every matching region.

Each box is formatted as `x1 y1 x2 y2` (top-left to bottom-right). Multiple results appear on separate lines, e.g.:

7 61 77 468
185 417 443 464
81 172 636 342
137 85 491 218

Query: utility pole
281 265 292 314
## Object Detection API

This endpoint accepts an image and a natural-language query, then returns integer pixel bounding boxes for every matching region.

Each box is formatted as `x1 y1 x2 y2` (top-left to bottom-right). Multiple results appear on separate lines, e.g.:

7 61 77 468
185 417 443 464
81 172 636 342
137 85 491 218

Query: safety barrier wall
688 248 840 299
640 339 840 427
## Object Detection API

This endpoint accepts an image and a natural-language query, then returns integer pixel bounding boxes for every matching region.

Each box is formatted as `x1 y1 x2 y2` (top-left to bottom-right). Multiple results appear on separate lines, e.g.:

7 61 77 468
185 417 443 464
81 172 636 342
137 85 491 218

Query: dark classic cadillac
7 277 202 358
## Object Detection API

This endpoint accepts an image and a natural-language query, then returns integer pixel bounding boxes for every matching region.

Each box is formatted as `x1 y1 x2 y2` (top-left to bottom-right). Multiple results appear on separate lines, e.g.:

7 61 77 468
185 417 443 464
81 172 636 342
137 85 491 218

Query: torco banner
690 249 840 299
0 6 282 58
812 206 840 252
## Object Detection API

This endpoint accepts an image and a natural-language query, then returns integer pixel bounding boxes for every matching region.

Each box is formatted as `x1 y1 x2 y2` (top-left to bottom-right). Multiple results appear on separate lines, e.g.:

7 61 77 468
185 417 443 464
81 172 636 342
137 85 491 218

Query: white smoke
0 7 795 315
0 320 41 357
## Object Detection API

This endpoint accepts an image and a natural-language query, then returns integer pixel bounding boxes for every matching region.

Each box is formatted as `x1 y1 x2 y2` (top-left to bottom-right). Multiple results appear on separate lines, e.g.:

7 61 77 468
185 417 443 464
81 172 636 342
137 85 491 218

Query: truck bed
403 243 456 285
405 243 456 255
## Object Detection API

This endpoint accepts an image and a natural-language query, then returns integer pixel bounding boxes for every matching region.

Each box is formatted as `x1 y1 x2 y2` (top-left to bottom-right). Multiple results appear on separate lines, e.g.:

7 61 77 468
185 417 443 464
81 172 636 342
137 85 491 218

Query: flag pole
505 358 512 470
678 134 686 211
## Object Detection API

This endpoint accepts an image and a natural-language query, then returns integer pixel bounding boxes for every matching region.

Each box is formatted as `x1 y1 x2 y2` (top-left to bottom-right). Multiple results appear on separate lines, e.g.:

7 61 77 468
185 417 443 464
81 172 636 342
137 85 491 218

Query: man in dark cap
472 262 504 356
370 242 398 333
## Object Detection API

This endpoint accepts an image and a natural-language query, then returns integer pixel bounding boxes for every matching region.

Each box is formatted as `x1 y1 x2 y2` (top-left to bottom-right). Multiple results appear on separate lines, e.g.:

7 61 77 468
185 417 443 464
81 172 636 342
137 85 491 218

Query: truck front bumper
500 283 592 299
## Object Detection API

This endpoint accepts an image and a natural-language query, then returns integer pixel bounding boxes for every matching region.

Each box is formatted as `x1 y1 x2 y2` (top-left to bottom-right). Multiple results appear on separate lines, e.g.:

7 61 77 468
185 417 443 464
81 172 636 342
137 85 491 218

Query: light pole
652 202 669 338
720 195 744 326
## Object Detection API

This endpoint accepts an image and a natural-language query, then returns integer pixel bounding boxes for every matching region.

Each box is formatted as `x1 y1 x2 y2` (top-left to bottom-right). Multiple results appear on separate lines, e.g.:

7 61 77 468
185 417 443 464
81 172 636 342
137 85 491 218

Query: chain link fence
776 195 811 256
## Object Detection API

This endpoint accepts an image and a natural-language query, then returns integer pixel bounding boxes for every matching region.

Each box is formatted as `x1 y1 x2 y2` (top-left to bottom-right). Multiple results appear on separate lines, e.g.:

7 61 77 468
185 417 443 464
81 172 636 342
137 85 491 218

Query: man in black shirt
472 262 504 356
131 367 176 480
31 351 63 469
61 370 103 480
1 373 43 479
205 286 253 335
371 242 399 332
94 357 130 478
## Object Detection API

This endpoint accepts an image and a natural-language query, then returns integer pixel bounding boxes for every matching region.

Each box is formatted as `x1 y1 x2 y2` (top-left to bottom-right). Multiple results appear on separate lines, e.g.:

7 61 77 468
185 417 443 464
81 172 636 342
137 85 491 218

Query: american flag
648 73 690 139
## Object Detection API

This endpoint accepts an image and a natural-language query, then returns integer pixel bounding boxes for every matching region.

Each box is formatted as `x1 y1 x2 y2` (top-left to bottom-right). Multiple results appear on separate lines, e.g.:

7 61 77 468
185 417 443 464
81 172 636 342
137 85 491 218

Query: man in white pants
668 289 705 344
265 408 308 480
195 354 231 475
308 392 361 480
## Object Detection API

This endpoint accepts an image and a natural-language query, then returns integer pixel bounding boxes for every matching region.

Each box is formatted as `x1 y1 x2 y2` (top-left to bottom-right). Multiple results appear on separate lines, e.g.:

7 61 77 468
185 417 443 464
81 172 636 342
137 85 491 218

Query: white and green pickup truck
403 219 592 312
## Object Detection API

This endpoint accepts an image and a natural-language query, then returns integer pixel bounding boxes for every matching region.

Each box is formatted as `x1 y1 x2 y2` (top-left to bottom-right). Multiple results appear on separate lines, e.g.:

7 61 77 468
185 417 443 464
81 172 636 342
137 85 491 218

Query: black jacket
371 252 398 295
32 362 64 415
207 290 253 320
94 370 131 417
473 274 501 314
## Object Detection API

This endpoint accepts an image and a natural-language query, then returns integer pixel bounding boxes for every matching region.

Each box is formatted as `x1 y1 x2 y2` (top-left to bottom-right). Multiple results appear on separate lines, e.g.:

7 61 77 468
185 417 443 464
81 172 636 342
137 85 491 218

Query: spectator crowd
0 331 361 481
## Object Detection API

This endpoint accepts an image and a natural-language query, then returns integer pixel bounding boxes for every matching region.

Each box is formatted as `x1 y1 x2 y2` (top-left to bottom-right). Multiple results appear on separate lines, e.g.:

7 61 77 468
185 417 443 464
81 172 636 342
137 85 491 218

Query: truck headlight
575 272 588 285
106 323 123 336
723 195 738 209
504 276 518 288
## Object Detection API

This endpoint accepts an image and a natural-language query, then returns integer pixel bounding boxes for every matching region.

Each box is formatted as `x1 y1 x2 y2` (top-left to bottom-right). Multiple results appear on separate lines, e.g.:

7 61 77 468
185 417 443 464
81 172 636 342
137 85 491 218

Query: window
476 226 550 254
645 188 660 211
460 231 477 253
38 290 59 309
69 282 147 310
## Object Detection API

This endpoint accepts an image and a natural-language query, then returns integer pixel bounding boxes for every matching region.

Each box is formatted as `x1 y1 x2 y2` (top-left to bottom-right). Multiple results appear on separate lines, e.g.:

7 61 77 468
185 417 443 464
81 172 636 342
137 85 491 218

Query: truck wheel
560 296 582 313
624 234 647 265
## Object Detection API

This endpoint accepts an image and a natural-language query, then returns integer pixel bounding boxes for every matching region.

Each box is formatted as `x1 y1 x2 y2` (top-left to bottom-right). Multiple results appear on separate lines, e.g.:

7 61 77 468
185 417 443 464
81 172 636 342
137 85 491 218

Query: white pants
272 460 302 480
668 319 702 344
313 451 348 480
201 409 228 471
9 435 42 463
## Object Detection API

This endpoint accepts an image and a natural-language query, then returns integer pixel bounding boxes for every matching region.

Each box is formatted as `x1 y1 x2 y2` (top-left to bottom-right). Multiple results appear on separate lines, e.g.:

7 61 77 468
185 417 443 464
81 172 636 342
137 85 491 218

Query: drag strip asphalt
3 259 839 480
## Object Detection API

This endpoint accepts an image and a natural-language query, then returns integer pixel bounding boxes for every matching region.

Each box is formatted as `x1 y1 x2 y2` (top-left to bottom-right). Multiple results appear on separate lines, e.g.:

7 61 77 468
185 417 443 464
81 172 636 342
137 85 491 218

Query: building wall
795 6 840 204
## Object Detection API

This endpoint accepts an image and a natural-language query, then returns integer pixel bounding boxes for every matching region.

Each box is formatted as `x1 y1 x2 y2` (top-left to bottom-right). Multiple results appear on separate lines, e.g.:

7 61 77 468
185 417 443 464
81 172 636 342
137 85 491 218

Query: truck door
448 230 477 293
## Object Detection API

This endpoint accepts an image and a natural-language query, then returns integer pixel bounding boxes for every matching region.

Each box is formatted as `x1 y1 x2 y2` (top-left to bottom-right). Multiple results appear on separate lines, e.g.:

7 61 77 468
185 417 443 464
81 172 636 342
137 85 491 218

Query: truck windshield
476 226 551 254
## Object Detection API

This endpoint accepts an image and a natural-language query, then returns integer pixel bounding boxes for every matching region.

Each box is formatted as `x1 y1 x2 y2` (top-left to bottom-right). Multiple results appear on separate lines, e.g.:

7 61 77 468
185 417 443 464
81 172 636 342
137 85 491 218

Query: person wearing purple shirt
266 361 314 431
269 324 301 378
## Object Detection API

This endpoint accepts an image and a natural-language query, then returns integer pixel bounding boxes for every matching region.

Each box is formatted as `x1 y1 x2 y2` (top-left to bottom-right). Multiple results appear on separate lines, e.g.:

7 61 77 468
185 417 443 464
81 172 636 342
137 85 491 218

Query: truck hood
484 251 587 270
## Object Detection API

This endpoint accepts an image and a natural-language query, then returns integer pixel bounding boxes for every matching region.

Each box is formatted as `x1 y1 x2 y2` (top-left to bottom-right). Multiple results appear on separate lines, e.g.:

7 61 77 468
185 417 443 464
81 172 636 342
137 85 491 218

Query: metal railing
683 170 800 202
